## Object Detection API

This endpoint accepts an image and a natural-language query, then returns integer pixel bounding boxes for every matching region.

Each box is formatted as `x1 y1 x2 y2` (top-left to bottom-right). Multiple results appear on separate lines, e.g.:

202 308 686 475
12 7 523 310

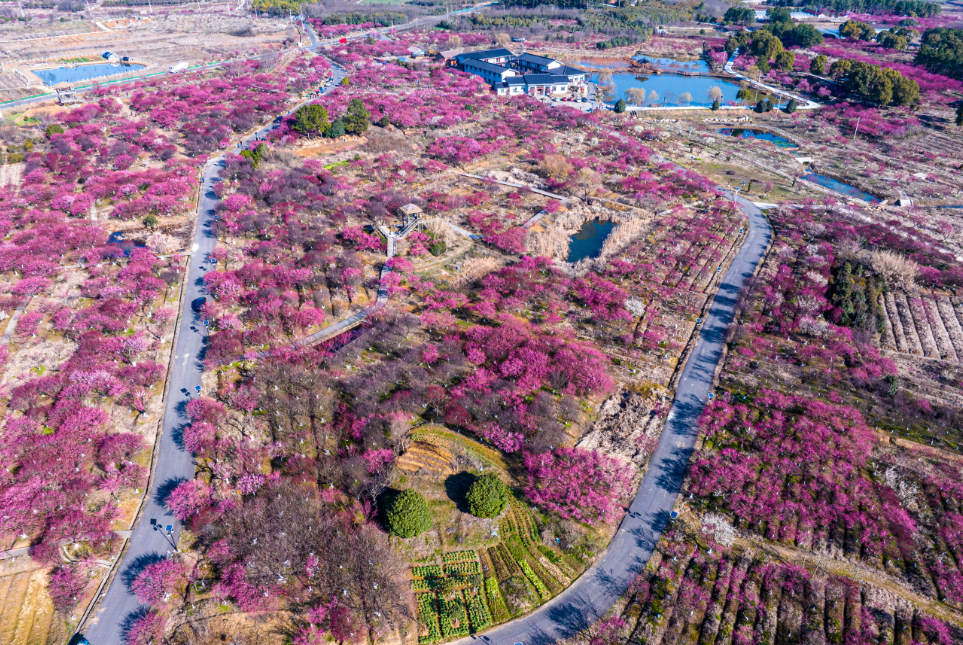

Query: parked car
191 297 206 313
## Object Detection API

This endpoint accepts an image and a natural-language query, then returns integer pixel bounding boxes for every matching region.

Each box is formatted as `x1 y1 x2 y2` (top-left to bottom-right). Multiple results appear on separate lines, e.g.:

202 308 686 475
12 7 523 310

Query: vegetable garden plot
412 552 489 643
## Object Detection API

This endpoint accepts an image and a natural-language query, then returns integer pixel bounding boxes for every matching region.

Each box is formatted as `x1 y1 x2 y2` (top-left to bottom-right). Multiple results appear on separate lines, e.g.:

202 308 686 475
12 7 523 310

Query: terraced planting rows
880 291 963 361
615 539 961 645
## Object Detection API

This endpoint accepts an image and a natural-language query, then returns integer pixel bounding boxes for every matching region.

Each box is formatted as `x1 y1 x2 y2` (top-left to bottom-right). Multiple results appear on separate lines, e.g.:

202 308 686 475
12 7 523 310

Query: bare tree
541 154 573 180
871 250 919 291
576 168 601 199
625 87 647 106
206 482 413 638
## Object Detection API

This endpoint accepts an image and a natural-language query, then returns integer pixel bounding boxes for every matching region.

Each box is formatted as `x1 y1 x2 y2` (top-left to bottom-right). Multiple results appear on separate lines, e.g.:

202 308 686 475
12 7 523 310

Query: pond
107 231 147 257
716 128 797 148
32 62 146 86
589 71 745 107
804 173 881 203
632 56 711 74
567 219 614 263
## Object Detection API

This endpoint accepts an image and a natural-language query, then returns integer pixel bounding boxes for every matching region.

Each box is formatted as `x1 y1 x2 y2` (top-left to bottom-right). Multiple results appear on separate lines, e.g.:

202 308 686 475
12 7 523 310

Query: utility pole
852 116 860 142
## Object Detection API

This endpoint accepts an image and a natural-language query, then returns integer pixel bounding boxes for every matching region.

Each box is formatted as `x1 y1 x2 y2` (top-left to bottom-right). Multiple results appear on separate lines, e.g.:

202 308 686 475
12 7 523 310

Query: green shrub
8 153 24 164
429 241 446 256
386 489 432 538
466 473 509 518
45 124 64 137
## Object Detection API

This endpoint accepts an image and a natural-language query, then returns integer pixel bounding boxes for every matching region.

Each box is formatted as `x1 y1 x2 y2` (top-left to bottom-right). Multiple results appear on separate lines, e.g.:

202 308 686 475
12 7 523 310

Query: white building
452 48 586 97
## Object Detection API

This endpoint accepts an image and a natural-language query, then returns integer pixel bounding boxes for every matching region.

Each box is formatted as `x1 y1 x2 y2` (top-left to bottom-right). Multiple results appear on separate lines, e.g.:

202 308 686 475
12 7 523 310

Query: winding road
81 62 347 645
454 191 771 645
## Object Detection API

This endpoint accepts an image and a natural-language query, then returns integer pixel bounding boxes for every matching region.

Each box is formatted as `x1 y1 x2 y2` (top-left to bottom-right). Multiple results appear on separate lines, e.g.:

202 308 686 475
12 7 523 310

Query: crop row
443 550 478 563
464 587 493 630
518 559 551 600
490 543 521 578
412 579 432 592
484 576 510 622
438 594 470 639
445 560 481 576
416 593 442 644
413 564 444 580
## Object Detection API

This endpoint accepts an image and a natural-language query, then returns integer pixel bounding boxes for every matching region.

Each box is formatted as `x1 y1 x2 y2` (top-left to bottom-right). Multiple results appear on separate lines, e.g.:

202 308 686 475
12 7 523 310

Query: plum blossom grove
685 199 963 626
3 11 960 643
0 50 337 628
117 49 763 639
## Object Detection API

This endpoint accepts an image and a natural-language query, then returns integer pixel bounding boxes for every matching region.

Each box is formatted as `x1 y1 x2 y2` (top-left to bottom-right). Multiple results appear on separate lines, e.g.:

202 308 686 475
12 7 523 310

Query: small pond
32 62 146 86
567 219 614 263
716 128 797 148
804 173 881 203
589 71 744 107
107 231 147 257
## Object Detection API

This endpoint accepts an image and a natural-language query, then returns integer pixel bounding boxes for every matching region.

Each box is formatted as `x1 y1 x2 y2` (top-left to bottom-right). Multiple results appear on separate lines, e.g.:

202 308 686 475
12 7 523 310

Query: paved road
81 62 346 645
454 191 771 645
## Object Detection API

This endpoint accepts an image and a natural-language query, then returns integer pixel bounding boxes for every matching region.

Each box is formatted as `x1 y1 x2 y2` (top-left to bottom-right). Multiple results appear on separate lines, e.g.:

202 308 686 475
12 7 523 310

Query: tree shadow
120 605 152 644
444 471 476 513
153 476 189 509
170 396 193 450
653 446 696 494
120 552 167 589
376 486 401 532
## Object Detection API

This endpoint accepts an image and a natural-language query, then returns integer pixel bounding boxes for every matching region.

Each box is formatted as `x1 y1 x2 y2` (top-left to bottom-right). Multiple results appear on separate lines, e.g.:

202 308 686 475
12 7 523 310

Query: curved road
456 191 771 645
82 63 345 645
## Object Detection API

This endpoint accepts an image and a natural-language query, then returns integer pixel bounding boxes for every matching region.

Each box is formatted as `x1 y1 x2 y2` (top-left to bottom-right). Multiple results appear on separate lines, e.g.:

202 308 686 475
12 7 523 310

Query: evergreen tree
292 104 330 138
385 490 432 538
613 99 627 113
810 54 827 75
327 118 346 138
466 473 509 518
344 98 371 135
785 98 798 113
956 103 963 127
711 98 721 111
